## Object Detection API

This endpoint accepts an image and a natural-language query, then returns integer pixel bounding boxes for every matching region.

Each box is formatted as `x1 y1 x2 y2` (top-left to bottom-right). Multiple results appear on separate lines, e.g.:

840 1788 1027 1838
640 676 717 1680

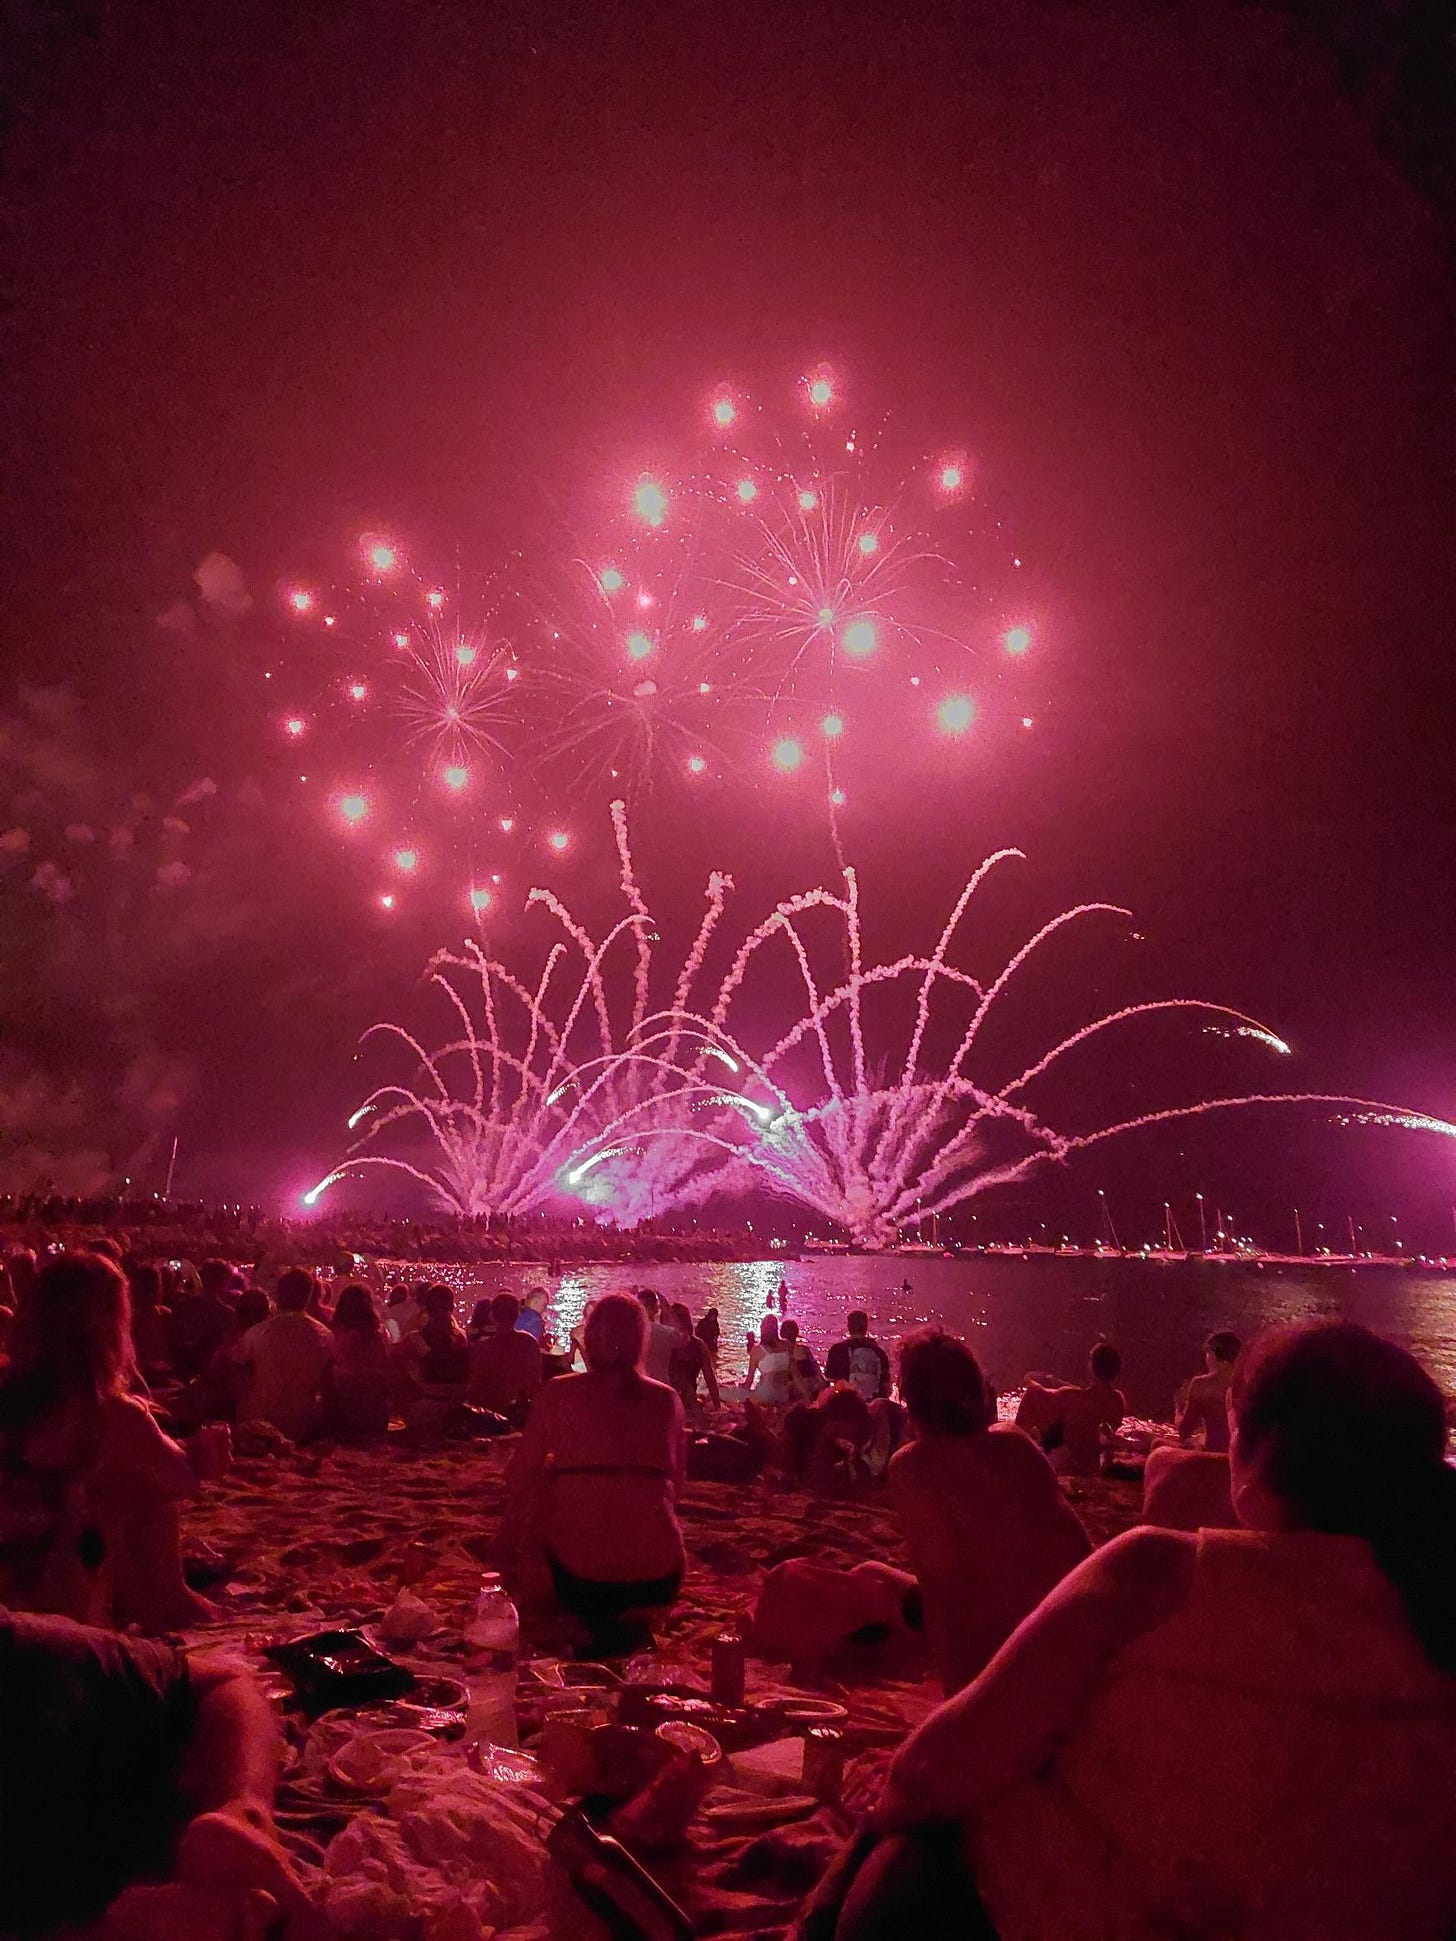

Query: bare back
891 1423 1091 1692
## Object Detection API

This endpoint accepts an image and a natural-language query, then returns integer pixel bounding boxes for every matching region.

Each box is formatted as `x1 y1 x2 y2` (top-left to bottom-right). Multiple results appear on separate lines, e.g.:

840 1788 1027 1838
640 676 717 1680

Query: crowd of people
2 1236 1455 1936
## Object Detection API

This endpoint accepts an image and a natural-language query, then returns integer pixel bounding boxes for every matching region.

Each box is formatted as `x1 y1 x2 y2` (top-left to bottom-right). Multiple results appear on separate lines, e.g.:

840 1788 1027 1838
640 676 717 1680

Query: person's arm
669 1394 688 1500
879 1527 1194 1828
109 1395 200 1497
698 1340 721 1409
499 1386 554 1559
876 1342 892 1398
825 1341 848 1384
1174 1383 1200 1442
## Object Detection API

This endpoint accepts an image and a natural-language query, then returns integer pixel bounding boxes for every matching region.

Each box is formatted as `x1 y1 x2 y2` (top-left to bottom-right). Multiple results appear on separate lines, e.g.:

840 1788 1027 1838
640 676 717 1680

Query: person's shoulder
1088 1524 1196 1597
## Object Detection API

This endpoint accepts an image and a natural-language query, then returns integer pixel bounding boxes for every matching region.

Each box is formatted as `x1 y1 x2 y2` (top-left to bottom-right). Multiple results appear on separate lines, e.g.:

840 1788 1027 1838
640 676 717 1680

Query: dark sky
3 1 1454 1242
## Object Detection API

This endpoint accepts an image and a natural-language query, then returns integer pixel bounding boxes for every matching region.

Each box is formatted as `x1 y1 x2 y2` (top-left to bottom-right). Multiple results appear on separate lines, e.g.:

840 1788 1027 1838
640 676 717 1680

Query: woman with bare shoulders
501 1291 686 1648
0 1251 210 1630
811 1322 1456 1940
889 1329 1090 1694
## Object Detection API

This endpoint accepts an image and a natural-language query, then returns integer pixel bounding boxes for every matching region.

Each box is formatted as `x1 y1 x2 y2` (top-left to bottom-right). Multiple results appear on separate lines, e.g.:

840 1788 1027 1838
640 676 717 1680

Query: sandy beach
178 1432 1141 1938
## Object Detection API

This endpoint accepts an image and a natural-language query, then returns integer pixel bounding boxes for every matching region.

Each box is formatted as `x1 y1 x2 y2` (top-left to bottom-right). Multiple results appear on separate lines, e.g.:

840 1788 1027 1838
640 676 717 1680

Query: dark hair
1090 1340 1122 1383
91 1236 123 1265
333 1284 380 1334
636 1287 660 1317
669 1301 693 1332
847 1310 869 1336
423 1282 455 1318
200 1257 234 1296
780 1318 800 1343
235 1287 271 1331
1232 1322 1456 1677
899 1329 992 1436
584 1292 647 1383
276 1267 314 1311
759 1313 780 1345
8 1252 134 1407
1206 1329 1242 1364
491 1292 521 1327
128 1262 163 1309
467 1298 493 1336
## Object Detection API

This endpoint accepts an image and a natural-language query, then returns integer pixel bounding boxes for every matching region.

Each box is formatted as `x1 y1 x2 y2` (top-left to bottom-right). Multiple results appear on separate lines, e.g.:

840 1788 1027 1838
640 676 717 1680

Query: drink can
803 1726 845 1804
710 1629 746 1708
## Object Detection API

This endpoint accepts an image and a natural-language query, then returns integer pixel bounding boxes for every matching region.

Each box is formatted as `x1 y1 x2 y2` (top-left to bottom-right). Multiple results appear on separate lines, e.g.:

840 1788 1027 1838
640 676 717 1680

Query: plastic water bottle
465 1571 520 1748
467 1571 520 1652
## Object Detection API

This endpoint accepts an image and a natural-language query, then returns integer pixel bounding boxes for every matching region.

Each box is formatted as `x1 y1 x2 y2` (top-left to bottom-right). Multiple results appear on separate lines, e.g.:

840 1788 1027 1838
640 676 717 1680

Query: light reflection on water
377 1256 1456 1419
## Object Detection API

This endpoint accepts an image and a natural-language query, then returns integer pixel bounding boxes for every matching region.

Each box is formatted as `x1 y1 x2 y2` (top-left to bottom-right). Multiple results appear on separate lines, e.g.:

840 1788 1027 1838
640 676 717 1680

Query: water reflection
380 1256 1456 1417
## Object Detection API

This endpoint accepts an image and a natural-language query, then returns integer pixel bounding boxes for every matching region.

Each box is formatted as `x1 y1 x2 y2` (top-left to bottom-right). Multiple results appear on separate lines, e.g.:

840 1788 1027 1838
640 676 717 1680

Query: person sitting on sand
167 1257 235 1380
748 1313 796 1406
234 1269 334 1444
1016 1339 1126 1475
1 1603 325 1938
667 1299 721 1412
0 1251 211 1631
825 1311 892 1401
468 1292 543 1422
415 1284 470 1382
125 1262 173 1382
784 1385 895 1493
780 1317 825 1400
323 1283 390 1437
1175 1328 1241 1451
810 1322 1456 1941
888 1329 1091 1693
501 1291 686 1649
517 1285 549 1342
634 1287 679 1384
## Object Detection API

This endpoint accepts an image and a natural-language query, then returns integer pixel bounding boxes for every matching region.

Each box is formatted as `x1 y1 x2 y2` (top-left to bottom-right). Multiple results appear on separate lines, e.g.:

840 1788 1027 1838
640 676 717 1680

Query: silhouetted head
9 1252 134 1406
759 1313 781 1346
1206 1329 1242 1368
491 1292 522 1329
1231 1321 1456 1675
333 1284 379 1333
780 1318 800 1344
584 1292 647 1381
276 1267 315 1313
1090 1340 1122 1384
636 1287 660 1319
846 1310 869 1338
899 1328 993 1437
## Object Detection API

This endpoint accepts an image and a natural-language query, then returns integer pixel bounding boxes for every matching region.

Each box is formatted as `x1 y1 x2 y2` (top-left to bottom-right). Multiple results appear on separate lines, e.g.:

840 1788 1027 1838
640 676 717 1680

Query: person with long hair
811 1322 1456 1940
0 1251 208 1630
501 1291 686 1650
323 1282 390 1436
890 1329 1090 1694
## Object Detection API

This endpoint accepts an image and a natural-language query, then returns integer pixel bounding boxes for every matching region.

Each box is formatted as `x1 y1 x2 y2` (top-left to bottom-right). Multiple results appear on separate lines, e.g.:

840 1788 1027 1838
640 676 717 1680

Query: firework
557 848 1455 1246
315 804 745 1219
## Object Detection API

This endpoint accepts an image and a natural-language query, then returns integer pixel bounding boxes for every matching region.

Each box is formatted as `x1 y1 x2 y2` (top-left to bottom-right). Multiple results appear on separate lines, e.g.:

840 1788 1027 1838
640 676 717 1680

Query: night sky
3 2 1453 1244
